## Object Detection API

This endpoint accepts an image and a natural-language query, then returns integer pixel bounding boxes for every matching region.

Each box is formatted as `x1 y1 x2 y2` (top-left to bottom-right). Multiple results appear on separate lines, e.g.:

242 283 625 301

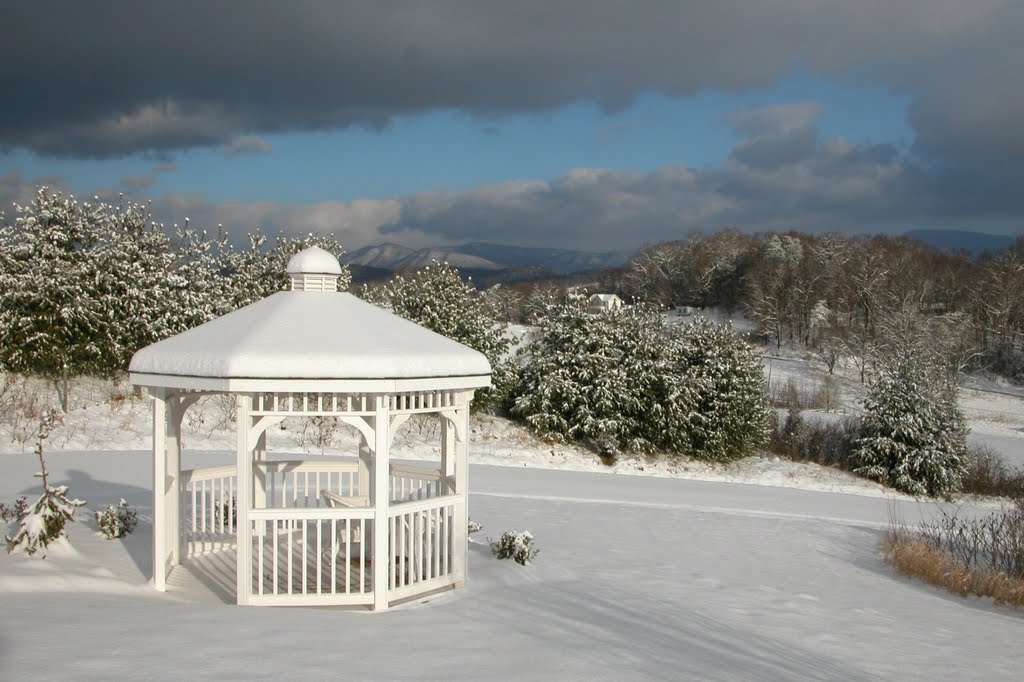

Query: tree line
610 229 1024 381
0 187 351 410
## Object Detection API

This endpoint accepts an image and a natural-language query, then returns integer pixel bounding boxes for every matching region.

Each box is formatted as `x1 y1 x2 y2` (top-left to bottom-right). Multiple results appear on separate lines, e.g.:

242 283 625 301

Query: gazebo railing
248 507 375 606
388 495 458 599
181 464 238 555
180 459 458 605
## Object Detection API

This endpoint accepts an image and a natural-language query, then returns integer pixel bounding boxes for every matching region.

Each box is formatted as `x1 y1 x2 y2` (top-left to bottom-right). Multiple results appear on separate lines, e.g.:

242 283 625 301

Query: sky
0 1 1022 253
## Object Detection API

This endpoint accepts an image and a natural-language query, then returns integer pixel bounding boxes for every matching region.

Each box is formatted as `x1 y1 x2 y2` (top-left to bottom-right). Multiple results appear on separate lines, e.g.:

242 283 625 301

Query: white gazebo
129 247 490 609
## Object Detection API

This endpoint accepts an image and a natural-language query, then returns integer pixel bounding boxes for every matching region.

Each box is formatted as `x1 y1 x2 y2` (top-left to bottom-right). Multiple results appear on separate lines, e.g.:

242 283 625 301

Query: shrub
854 354 967 497
468 519 483 535
95 499 138 539
512 297 770 461
363 262 515 410
490 530 538 565
884 500 1024 607
959 445 1024 499
766 409 860 471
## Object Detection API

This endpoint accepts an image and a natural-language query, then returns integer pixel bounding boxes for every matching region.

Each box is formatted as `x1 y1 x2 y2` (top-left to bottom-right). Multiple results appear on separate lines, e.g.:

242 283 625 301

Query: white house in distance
129 247 491 610
588 293 624 312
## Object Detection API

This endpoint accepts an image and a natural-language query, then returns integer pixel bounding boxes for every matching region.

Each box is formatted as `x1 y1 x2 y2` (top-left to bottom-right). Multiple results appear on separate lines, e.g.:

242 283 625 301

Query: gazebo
129 247 491 609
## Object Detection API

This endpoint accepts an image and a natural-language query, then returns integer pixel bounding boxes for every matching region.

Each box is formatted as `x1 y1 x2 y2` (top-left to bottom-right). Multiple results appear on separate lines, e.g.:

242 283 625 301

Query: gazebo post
235 393 253 605
440 417 455 494
254 430 267 512
358 439 371 499
165 394 183 567
371 394 390 611
452 391 470 587
151 387 168 591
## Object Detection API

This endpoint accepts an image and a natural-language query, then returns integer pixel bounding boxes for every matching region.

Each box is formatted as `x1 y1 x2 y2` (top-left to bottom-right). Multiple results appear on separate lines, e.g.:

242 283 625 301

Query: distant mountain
342 243 418 269
342 241 631 276
903 229 1017 257
457 242 630 274
393 248 504 271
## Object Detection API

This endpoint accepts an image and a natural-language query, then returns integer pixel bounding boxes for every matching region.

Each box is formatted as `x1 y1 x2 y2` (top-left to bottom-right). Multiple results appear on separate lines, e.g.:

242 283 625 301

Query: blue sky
0 2 1019 251
4 73 912 204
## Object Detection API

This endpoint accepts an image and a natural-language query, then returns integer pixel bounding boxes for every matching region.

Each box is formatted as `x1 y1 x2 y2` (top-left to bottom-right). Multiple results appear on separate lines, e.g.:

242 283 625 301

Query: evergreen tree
364 262 513 410
854 353 968 497
0 189 112 408
512 296 769 461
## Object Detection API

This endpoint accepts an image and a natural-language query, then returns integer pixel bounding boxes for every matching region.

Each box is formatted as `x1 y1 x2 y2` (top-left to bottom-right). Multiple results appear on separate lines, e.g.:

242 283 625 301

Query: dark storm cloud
2 1 1021 179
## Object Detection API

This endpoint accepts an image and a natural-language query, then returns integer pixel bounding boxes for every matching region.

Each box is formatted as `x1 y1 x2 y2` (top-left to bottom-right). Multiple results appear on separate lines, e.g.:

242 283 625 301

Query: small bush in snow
490 530 538 565
854 354 967 497
95 499 138 539
5 409 85 555
468 519 483 535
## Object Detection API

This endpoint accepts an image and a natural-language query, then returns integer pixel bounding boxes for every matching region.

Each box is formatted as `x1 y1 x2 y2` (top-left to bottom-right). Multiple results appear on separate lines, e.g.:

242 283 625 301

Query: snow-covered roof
129 248 491 385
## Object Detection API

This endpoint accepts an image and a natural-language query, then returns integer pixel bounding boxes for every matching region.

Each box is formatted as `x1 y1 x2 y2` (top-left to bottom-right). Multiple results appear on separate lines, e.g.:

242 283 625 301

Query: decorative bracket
439 409 466 443
338 415 375 451
248 415 286 445
388 413 412 443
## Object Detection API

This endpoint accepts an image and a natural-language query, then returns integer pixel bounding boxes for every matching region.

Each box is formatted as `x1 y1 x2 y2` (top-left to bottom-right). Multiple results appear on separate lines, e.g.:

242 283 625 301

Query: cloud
120 174 155 190
152 162 178 173
0 1 1019 186
2 105 1020 253
223 135 272 157
728 102 822 137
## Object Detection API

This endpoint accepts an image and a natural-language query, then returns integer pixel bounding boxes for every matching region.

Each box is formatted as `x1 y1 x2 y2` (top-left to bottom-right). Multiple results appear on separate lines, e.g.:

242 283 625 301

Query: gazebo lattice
129 248 490 609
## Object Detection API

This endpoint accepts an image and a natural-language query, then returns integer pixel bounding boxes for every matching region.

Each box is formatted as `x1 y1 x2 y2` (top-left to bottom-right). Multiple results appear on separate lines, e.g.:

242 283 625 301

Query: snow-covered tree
364 261 513 409
512 296 769 461
0 188 114 408
5 409 85 556
853 353 968 497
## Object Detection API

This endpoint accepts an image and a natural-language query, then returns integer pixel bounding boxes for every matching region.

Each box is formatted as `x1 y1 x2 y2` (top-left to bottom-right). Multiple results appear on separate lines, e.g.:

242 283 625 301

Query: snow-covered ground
2 368 1023 680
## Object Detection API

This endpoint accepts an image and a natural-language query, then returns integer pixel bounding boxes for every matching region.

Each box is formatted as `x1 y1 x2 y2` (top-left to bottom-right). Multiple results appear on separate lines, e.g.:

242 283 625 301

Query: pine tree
0 188 112 409
854 353 968 497
364 262 513 410
512 297 769 460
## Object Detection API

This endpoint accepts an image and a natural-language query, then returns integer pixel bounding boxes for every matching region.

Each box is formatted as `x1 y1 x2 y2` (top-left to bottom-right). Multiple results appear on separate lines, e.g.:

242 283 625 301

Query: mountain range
903 229 1018 256
341 242 631 276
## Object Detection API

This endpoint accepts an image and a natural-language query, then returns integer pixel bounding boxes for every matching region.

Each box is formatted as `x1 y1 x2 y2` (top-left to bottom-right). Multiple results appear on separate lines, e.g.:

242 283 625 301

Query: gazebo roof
129 248 491 387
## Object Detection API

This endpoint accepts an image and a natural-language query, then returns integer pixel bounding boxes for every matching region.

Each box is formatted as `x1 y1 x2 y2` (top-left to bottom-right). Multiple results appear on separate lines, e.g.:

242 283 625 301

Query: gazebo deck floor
168 542 374 605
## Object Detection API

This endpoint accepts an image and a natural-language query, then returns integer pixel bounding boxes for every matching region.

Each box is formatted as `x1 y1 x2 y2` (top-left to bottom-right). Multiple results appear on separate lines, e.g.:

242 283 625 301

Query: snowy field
1 366 1023 680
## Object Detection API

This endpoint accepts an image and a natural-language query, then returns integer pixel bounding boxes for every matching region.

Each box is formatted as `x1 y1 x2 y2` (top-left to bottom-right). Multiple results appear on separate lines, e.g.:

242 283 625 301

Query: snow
2 445 1021 679
285 246 342 275
128 292 492 380
2 365 1023 679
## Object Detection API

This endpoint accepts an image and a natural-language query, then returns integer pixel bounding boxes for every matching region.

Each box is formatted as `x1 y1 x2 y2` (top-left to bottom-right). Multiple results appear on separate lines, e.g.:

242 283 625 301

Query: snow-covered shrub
854 354 968 497
363 262 515 410
468 519 483 535
512 296 770 461
95 499 138 539
5 409 85 555
490 530 538 565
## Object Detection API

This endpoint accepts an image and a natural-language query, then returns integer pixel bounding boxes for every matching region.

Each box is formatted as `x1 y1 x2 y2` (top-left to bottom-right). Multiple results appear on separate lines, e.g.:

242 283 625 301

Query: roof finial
287 247 342 292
